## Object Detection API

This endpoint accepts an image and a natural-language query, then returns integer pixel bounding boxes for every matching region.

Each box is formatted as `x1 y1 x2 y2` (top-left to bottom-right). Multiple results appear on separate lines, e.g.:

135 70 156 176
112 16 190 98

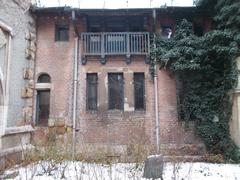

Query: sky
38 0 194 9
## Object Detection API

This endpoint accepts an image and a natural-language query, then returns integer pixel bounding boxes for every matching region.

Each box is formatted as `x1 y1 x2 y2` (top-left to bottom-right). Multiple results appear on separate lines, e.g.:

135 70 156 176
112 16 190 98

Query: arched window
37 74 51 83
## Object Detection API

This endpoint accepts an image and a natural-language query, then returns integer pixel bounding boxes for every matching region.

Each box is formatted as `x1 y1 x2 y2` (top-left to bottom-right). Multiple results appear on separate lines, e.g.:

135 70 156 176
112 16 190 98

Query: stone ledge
163 155 205 162
0 144 35 157
160 143 206 156
232 89 240 94
4 125 34 136
35 83 51 90
160 143 205 149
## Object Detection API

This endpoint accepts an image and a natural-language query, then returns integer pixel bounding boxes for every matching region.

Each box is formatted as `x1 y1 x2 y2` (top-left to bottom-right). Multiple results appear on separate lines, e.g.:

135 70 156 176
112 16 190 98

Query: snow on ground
1 161 240 180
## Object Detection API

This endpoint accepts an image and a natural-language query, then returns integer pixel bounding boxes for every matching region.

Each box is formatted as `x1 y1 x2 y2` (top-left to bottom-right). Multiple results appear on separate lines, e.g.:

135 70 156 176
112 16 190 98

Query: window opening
108 73 124 110
134 73 145 110
86 73 98 110
55 24 69 41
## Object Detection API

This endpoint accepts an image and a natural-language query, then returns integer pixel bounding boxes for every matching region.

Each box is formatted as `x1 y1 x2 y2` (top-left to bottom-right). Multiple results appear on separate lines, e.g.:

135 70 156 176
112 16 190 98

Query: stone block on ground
143 154 164 180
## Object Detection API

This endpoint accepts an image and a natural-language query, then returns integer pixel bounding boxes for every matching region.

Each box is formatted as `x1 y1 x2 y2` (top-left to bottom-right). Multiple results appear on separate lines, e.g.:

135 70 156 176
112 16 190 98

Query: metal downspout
72 10 79 159
152 9 160 153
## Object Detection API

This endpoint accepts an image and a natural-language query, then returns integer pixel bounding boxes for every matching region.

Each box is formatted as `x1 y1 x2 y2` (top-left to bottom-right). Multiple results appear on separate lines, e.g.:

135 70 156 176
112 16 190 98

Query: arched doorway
36 73 51 126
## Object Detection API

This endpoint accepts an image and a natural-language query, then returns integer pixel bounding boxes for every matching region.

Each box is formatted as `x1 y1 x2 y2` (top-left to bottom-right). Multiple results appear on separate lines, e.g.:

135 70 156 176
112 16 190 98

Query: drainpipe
152 9 160 153
72 10 79 159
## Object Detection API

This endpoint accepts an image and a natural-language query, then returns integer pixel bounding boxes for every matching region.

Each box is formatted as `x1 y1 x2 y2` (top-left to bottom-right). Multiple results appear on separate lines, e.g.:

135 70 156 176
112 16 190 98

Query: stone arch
37 73 51 83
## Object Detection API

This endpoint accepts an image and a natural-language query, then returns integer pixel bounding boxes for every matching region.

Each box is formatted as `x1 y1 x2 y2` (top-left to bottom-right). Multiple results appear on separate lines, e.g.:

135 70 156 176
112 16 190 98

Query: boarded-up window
86 73 98 110
55 24 69 41
108 73 124 110
134 73 145 110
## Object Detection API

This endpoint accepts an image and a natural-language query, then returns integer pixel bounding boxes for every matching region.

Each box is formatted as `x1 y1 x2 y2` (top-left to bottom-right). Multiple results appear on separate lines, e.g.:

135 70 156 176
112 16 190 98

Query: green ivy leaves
150 17 240 162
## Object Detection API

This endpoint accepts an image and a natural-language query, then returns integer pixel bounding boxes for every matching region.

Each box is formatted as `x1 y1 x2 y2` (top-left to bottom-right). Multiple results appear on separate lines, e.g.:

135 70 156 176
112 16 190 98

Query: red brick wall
34 14 204 154
35 16 75 124
157 70 202 145
76 57 155 146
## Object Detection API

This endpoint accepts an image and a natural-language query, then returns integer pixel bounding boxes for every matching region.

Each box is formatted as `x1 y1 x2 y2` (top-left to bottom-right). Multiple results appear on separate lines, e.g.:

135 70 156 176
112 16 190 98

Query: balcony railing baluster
81 32 149 56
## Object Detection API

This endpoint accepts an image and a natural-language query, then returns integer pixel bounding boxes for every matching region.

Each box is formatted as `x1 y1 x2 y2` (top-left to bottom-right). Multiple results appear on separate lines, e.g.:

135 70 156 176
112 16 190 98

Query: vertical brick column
98 71 108 112
124 71 134 112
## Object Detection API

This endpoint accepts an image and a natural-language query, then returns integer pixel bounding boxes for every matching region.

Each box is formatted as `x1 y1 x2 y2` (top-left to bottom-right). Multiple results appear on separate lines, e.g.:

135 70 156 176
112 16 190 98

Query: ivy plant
150 17 240 162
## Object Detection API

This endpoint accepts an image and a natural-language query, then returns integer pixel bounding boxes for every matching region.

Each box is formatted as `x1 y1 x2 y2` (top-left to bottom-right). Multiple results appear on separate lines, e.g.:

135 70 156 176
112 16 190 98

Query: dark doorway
36 90 50 126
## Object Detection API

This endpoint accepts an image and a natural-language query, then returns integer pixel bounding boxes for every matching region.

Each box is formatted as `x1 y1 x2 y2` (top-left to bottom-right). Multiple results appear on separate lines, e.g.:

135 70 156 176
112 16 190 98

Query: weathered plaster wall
230 57 240 147
0 0 35 169
0 0 35 127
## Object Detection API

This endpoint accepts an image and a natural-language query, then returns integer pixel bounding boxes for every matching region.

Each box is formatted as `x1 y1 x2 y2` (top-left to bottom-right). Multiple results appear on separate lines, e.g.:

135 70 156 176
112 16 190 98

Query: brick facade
33 7 209 156
35 16 74 125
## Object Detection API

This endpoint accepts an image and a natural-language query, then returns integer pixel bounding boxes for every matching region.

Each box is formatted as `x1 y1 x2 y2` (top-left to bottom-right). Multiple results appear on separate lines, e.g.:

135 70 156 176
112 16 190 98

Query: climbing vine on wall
150 9 240 161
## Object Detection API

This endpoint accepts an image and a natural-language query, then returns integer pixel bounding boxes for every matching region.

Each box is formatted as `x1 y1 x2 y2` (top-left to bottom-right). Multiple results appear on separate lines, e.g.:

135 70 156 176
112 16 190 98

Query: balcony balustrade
81 32 150 64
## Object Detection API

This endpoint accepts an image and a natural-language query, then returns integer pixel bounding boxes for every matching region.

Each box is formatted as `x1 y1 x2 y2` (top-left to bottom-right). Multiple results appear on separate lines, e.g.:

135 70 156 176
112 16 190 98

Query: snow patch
1 161 240 180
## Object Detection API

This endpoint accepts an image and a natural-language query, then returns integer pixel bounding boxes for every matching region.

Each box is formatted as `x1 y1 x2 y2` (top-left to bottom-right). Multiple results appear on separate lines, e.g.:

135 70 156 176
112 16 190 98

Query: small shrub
204 154 225 163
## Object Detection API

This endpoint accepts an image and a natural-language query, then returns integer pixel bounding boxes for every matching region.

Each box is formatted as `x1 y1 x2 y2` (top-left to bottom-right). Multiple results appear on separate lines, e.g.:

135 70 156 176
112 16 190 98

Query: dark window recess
194 24 204 36
38 74 51 83
55 24 69 41
134 73 145 110
90 25 102 32
106 23 125 32
87 16 144 32
108 73 124 110
86 73 98 110
161 26 172 39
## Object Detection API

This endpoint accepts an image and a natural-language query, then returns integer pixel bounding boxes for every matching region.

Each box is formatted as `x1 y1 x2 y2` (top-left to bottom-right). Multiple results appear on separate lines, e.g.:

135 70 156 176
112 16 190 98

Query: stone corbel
145 54 150 64
81 55 87 65
100 55 106 65
125 54 131 64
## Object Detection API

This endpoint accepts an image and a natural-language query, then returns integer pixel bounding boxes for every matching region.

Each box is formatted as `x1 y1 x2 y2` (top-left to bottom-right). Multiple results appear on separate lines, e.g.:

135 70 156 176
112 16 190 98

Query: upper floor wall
33 6 212 34
33 6 212 64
